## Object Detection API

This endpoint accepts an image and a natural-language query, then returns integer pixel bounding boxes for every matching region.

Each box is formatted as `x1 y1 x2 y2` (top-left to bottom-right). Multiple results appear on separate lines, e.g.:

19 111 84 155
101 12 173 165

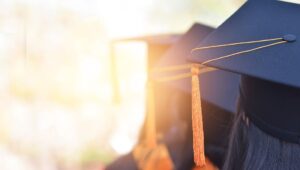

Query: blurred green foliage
81 147 116 166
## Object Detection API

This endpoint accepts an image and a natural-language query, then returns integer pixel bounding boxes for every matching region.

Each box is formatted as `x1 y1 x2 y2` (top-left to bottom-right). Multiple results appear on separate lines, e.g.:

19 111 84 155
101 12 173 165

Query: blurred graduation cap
190 0 300 144
152 23 240 168
107 34 180 170
131 24 219 170
107 23 225 170
154 25 240 114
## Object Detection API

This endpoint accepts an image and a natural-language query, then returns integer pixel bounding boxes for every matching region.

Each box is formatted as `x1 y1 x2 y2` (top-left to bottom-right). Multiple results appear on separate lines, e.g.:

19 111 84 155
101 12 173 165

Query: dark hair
222 109 300 170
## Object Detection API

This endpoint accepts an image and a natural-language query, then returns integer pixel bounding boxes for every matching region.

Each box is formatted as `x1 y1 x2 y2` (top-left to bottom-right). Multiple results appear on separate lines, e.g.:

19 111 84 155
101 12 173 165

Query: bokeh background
2 0 297 169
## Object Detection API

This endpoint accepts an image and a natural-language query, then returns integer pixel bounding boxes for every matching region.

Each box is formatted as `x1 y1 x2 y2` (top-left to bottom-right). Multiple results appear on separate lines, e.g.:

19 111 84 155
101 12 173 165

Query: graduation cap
190 0 300 144
151 23 240 168
131 26 214 170
155 24 240 114
107 34 180 170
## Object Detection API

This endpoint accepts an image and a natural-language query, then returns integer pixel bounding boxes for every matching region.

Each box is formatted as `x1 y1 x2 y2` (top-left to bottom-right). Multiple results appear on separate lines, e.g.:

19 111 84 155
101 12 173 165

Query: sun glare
108 41 148 154
0 0 245 169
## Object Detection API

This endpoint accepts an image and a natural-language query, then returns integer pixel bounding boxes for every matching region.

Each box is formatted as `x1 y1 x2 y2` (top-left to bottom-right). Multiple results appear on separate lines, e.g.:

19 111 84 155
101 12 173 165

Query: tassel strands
152 63 216 167
191 64 206 167
147 63 217 169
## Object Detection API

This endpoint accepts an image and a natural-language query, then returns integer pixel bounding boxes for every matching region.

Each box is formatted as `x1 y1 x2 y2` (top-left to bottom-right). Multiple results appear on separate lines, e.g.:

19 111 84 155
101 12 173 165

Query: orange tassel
191 65 206 167
133 143 174 170
146 81 157 148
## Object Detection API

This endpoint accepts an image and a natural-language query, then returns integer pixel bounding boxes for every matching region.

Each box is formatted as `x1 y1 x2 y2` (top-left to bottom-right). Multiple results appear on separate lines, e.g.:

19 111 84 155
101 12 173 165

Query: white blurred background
0 0 255 169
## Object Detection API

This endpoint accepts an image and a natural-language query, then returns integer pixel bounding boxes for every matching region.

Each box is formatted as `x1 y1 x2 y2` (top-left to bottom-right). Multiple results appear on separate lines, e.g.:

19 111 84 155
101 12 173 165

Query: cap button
283 34 297 42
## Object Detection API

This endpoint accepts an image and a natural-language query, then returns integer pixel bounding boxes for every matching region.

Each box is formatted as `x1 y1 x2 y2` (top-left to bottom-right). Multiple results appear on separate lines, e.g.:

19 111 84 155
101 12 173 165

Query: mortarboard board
190 0 300 87
152 23 239 168
190 0 300 144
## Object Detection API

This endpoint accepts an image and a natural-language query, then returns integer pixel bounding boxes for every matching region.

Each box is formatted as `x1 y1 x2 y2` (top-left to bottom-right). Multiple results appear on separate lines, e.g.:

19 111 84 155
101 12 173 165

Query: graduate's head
223 108 300 170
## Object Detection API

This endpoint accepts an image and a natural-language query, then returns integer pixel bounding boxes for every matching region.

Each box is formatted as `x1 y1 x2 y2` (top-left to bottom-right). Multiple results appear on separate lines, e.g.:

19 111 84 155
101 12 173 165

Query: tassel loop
191 65 201 75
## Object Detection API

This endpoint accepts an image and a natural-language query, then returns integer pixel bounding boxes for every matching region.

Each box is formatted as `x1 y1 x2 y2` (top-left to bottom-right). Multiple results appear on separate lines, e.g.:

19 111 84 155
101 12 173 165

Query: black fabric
163 91 234 169
240 76 300 144
202 101 234 167
105 153 138 170
177 100 234 169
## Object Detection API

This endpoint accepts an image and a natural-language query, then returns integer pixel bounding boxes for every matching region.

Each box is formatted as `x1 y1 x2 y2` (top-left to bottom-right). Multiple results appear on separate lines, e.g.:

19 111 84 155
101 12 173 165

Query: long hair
223 107 300 170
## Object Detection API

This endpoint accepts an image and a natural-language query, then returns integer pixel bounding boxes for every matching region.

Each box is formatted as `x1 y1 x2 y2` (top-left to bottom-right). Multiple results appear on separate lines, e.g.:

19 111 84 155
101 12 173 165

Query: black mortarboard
153 23 240 168
190 0 300 143
190 0 300 88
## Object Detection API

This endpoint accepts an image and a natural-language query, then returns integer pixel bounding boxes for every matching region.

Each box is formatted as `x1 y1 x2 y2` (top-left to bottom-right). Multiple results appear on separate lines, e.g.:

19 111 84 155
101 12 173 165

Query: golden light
97 0 151 38
108 41 148 154
0 0 246 169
